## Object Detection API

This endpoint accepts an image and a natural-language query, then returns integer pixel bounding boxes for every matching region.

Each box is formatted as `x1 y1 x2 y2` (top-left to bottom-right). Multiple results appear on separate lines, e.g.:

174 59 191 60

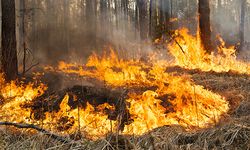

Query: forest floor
1 67 250 150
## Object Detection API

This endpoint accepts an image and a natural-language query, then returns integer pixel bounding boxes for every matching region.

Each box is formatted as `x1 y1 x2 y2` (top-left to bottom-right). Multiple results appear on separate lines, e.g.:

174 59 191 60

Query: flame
43 94 116 139
123 65 228 134
0 73 47 123
42 49 229 138
170 18 178 23
4 28 249 139
168 28 250 74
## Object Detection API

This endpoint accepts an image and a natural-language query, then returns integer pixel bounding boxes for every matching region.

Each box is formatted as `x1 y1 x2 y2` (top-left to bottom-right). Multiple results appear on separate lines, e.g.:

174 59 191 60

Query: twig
0 121 72 143
24 62 39 74
168 32 186 55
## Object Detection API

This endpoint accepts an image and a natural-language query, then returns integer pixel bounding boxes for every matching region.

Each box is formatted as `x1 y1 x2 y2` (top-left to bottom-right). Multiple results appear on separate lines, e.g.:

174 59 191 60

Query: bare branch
168 32 186 55
24 62 39 74
0 121 72 143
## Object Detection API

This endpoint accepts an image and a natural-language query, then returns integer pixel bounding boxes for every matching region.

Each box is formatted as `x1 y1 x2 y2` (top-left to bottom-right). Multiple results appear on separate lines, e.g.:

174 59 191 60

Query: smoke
19 0 250 69
210 0 250 51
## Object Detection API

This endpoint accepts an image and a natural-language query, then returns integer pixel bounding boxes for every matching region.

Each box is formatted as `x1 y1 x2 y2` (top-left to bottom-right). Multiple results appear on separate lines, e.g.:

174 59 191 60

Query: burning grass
0 51 230 139
0 28 250 149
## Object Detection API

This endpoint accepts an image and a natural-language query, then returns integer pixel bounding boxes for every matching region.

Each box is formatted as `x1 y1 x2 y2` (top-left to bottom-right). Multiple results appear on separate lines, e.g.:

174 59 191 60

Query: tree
1 0 18 81
239 0 246 51
86 0 97 47
149 0 157 38
160 0 170 32
31 0 38 53
198 0 212 54
63 0 70 52
100 0 108 36
138 0 148 40
19 0 27 75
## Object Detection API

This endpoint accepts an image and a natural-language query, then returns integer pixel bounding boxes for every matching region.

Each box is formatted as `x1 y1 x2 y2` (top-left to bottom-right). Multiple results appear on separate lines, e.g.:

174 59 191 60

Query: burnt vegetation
0 0 250 150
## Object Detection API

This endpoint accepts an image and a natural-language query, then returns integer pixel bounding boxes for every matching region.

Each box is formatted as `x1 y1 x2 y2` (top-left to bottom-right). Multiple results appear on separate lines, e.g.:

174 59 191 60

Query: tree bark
149 0 157 38
100 0 108 37
138 0 148 40
239 0 246 51
1 0 18 81
86 0 97 47
114 0 119 29
46 0 53 59
161 0 170 32
31 0 37 53
19 0 27 75
63 0 70 53
198 0 212 54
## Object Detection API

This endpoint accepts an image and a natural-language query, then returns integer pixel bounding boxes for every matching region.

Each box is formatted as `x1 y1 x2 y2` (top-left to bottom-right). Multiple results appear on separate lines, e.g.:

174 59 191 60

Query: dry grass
1 69 250 150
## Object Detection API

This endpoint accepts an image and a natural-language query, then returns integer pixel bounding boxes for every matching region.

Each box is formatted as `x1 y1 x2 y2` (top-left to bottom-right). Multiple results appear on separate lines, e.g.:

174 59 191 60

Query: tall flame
44 48 229 138
168 28 250 74
2 28 245 139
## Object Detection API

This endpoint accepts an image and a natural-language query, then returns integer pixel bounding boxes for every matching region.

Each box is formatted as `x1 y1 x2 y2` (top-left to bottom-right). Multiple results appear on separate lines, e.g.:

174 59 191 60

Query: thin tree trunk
20 0 26 75
46 0 53 58
63 0 70 53
149 0 157 38
86 0 97 47
135 0 139 38
170 0 173 18
198 0 212 54
138 0 148 40
239 0 246 51
31 0 37 53
100 0 107 37
1 0 18 81
163 0 170 32
114 0 118 29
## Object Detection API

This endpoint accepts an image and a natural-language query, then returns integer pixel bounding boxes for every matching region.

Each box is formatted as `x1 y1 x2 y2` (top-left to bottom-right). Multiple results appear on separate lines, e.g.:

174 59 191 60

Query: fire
4 28 248 139
123 65 228 134
43 49 229 138
55 50 150 87
43 94 116 139
0 73 47 123
168 28 250 74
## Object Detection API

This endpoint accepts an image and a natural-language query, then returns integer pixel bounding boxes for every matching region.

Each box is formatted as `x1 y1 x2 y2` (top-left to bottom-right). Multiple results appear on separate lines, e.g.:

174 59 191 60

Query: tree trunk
160 0 170 33
100 0 108 37
63 0 70 53
31 0 37 53
138 0 148 40
135 0 139 38
239 0 246 51
114 0 119 29
170 0 173 18
1 0 18 81
198 0 212 54
149 0 157 38
46 0 53 59
86 0 97 47
19 0 26 75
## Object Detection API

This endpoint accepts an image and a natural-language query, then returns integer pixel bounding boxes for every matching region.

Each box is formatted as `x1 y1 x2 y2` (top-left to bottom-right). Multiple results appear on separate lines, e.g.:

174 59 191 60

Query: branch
0 121 72 143
168 32 186 55
24 62 39 74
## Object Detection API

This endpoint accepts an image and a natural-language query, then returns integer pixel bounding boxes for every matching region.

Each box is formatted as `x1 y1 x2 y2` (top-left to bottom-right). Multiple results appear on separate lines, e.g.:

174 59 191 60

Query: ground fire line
1 28 249 140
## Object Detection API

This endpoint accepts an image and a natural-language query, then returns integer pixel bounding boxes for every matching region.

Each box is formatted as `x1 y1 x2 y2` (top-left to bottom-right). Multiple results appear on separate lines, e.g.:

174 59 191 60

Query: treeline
17 0 249 59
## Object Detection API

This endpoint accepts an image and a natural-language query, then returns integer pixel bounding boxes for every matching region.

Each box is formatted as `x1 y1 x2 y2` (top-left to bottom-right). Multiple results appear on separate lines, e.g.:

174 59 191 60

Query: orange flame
3 28 246 139
0 73 47 123
168 28 250 74
43 49 229 138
